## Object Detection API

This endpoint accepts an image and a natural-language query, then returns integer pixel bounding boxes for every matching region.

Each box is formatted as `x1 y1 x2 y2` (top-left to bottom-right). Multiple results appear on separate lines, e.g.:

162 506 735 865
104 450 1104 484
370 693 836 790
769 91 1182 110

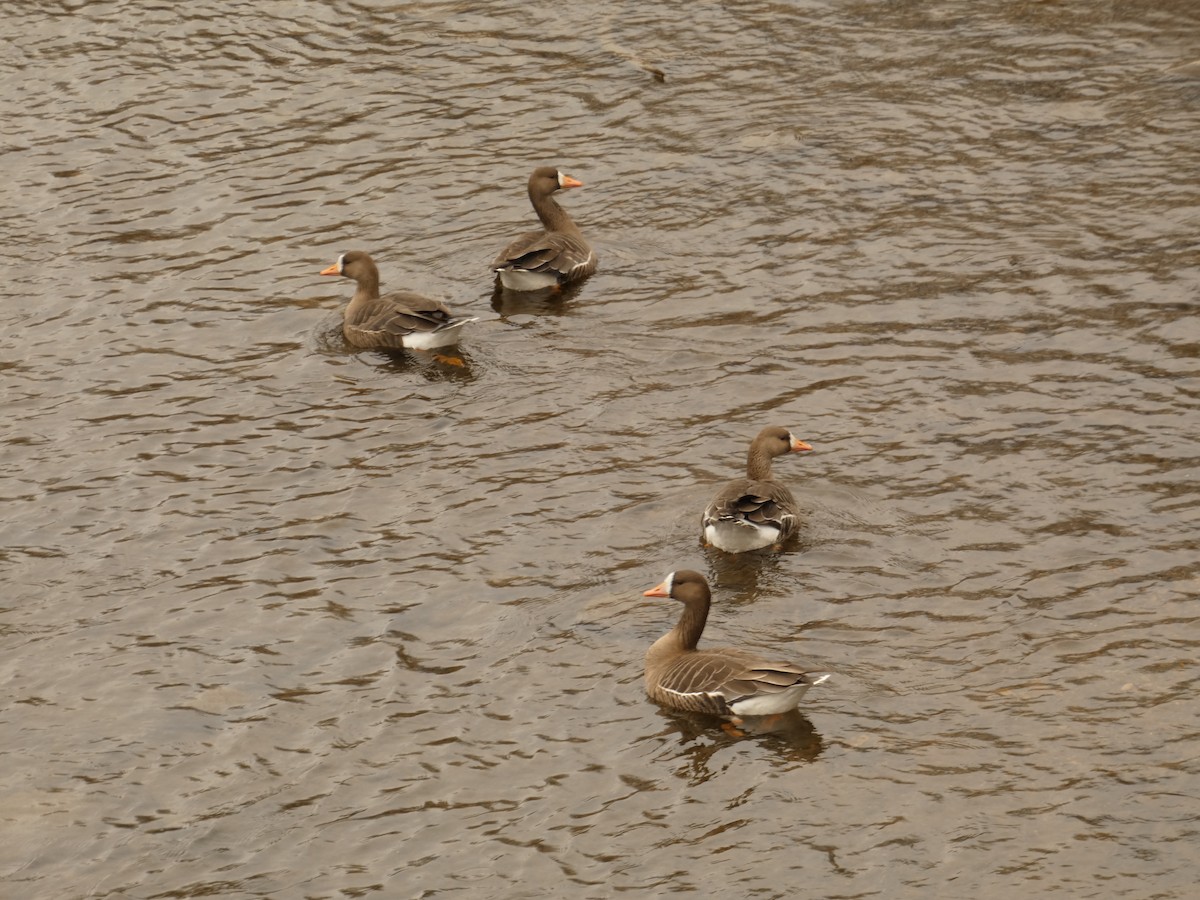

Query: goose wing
703 480 799 534
493 230 596 279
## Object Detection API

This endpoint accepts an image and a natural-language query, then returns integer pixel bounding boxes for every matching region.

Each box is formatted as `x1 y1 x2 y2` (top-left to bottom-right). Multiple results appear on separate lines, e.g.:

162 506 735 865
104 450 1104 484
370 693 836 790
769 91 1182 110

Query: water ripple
2 0 1198 897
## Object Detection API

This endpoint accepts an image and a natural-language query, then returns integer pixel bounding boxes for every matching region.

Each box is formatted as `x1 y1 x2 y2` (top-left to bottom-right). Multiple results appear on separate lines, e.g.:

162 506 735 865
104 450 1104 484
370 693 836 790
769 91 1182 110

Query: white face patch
337 253 347 273
663 571 676 596
556 170 565 188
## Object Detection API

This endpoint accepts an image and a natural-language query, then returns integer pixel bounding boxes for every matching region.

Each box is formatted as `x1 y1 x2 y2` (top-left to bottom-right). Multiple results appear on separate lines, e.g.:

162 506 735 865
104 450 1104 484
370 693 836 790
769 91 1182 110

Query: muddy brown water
3 1 1199 897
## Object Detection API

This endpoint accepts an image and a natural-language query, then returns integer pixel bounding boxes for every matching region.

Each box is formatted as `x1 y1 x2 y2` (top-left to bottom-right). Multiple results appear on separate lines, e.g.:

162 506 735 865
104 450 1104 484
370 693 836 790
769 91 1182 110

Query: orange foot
721 721 746 738
433 353 466 367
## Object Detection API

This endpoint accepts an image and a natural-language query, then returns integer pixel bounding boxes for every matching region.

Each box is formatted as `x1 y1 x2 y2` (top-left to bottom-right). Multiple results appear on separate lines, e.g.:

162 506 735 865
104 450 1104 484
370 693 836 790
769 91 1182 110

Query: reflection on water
491 277 592 317
657 707 826 772
2 0 1198 897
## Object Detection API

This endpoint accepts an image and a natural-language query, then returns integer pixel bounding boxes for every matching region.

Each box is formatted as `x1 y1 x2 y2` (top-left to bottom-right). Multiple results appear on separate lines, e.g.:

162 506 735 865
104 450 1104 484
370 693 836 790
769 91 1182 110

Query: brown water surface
3 1 1199 897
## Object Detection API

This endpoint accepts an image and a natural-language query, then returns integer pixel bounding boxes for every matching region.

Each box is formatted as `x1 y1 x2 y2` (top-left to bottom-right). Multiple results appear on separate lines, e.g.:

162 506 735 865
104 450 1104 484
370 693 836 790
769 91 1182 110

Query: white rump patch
401 318 476 350
496 267 560 291
704 520 779 553
728 682 813 717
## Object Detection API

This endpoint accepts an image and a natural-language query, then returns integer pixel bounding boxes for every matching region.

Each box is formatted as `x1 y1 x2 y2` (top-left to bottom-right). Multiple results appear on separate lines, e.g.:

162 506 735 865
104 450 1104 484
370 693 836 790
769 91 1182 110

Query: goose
319 251 476 350
701 426 812 552
492 166 597 290
643 570 829 720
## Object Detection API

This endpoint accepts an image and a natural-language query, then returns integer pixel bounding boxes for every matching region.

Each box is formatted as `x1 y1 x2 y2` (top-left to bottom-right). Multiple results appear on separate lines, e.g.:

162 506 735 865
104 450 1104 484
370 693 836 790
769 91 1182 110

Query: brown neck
666 589 710 652
350 267 381 303
530 188 581 235
647 579 712 667
746 445 776 481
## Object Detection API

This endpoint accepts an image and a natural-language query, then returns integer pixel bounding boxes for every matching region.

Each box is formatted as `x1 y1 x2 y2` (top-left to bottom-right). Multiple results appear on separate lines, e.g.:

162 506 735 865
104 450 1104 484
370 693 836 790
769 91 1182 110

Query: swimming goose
701 426 812 552
492 166 597 290
643 570 828 719
319 251 477 350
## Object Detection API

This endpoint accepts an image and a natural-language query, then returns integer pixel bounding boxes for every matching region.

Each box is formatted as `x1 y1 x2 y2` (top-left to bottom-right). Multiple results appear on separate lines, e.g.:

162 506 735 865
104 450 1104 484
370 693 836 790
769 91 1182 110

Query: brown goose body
701 426 812 553
643 570 828 718
320 251 477 350
492 166 597 291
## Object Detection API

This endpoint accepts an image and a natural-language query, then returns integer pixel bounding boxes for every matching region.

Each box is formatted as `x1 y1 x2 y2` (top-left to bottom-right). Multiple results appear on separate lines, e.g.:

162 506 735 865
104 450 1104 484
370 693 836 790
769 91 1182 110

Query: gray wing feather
493 230 596 280
344 294 474 350
702 479 799 537
650 649 813 715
